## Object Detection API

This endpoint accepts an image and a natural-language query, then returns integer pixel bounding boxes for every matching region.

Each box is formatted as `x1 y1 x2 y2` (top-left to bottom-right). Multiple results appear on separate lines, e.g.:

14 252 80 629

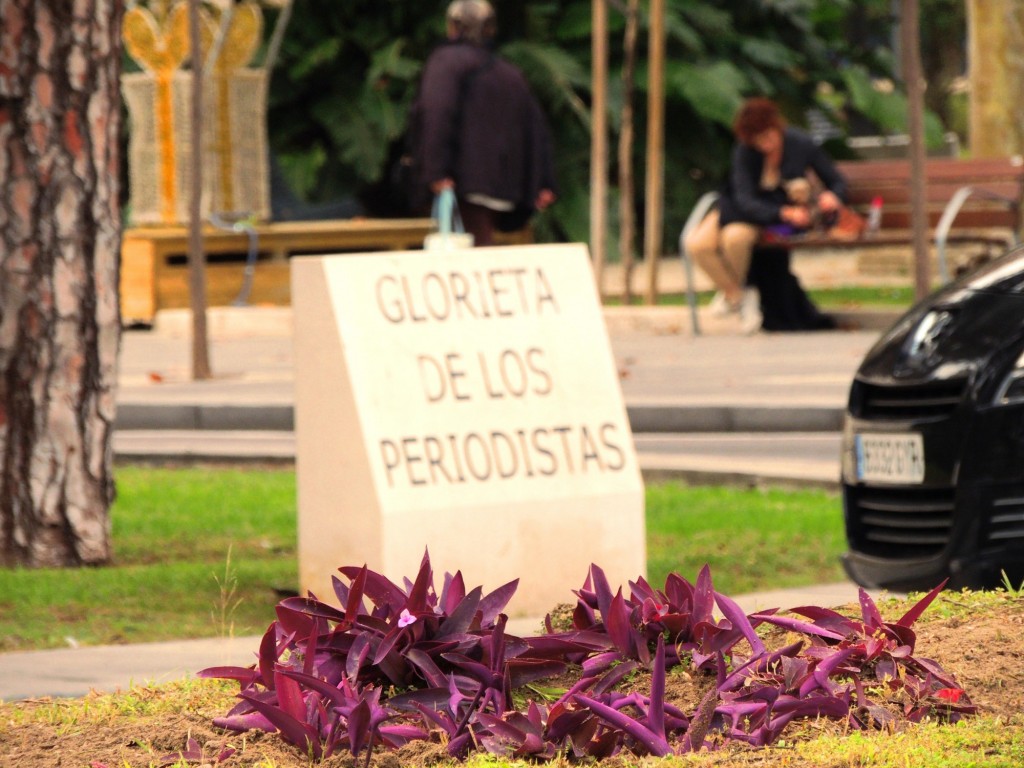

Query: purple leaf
238 691 322 759
389 686 452 713
259 624 278 690
506 659 567 688
346 699 372 758
799 646 857 697
572 600 597 629
663 572 695 610
604 589 635 656
588 564 615 624
628 575 659 604
278 669 350 708
274 669 308 722
404 648 448 688
574 695 671 756
715 591 766 655
479 579 520 627
526 631 612 657
436 586 482 638
405 549 434 613
214 710 276 733
593 660 638 695
276 595 347 625
338 565 406 610
197 665 258 687
378 723 430 747
897 579 949 628
751 612 846 641
692 565 715 624
440 570 467 615
442 652 500 687
858 588 884 628
648 636 666 739
345 565 369 622
788 605 859 635
346 631 372 682
371 625 406 667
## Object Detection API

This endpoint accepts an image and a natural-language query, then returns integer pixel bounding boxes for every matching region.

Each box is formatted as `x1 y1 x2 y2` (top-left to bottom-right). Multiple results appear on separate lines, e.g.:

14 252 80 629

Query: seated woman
685 97 847 333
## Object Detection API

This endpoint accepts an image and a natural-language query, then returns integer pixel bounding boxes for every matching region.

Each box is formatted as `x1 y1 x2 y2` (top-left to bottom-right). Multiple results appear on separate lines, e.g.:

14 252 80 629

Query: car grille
846 485 956 559
985 487 1024 546
852 379 968 421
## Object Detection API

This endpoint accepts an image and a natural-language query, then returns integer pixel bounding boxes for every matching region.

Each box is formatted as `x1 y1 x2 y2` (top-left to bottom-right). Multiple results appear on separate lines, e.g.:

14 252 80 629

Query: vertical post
618 0 639 306
643 0 665 305
590 0 608 297
188 0 212 379
902 0 930 298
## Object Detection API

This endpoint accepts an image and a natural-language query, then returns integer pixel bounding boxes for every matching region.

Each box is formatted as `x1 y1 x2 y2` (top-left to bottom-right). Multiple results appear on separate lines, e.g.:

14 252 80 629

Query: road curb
114 403 846 435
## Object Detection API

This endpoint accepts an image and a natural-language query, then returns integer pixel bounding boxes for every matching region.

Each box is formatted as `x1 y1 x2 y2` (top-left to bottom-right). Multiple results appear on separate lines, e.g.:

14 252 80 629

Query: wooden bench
678 156 1024 334
120 218 436 324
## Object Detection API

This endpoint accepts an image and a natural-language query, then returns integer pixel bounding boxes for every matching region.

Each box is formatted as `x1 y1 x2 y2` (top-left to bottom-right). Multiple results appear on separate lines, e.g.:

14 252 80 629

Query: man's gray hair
446 0 496 44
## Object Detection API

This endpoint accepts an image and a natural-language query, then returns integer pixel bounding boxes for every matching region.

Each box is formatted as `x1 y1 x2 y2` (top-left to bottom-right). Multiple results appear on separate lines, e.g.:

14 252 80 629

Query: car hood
857 246 1024 387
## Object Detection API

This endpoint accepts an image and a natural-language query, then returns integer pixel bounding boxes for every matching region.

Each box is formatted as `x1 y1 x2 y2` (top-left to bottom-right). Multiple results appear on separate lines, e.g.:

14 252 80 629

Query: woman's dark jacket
409 40 556 210
718 127 847 227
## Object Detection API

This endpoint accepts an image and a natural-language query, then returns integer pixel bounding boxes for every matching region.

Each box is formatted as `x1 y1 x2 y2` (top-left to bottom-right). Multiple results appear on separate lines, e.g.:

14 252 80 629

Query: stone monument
291 244 646 617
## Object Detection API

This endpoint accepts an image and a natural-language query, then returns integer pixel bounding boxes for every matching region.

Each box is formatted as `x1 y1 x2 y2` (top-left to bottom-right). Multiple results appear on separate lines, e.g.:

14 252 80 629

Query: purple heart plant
202 551 975 761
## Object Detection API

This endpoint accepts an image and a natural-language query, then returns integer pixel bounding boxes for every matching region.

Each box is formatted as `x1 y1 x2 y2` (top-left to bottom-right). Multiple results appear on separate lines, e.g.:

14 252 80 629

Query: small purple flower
398 609 416 628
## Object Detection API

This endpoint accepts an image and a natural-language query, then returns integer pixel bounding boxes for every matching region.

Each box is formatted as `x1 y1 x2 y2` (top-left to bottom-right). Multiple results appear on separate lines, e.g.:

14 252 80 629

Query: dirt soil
3 596 1024 768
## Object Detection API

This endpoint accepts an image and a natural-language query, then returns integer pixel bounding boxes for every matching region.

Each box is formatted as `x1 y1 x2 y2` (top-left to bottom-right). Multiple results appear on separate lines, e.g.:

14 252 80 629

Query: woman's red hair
733 98 786 144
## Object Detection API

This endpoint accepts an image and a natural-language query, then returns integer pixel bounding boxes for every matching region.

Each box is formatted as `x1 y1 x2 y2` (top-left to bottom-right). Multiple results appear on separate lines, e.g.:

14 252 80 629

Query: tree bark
968 0 1024 157
589 0 608 298
902 0 930 300
618 0 638 306
0 0 123 567
643 0 665 305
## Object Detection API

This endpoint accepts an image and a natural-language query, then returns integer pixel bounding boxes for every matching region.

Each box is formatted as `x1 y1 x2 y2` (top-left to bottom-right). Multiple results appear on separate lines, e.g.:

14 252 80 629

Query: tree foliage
265 0 961 253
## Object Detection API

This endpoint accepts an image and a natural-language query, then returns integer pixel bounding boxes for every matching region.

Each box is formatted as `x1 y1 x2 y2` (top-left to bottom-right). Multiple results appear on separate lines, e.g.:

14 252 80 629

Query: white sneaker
739 288 762 334
707 291 732 317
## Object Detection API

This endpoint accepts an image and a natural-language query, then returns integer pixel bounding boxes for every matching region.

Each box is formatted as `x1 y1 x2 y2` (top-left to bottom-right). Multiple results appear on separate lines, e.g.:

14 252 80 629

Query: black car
841 244 1024 591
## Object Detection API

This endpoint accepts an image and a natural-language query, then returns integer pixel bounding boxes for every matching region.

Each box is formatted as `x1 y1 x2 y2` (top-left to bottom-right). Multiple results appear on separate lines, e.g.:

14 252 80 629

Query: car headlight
903 310 954 364
996 350 1024 404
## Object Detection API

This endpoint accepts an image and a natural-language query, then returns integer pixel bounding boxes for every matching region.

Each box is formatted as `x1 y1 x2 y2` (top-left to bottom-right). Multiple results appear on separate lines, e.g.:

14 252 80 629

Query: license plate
855 433 925 484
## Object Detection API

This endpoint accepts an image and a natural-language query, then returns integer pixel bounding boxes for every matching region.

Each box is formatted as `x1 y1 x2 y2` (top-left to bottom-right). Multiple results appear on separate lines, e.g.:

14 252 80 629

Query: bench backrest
834 156 1024 231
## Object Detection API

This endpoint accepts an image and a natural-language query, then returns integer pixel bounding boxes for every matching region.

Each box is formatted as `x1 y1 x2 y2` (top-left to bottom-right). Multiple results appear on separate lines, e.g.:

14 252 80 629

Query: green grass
646 483 845 594
0 469 845 651
0 467 298 651
604 285 915 309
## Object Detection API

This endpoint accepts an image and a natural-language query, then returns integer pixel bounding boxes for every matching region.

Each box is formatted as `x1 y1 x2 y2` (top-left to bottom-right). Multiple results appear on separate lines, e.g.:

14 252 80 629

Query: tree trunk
0 0 123 567
968 0 1024 157
618 0 639 306
589 0 608 298
902 0 930 299
643 0 665 306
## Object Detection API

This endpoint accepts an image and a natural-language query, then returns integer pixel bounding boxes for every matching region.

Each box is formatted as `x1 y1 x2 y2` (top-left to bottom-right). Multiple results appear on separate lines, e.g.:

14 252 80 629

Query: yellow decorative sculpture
121 0 272 225
211 4 263 214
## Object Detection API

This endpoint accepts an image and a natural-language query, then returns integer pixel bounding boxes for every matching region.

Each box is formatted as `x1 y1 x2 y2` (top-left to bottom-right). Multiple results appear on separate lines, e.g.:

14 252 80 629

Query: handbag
424 188 474 251
826 206 867 241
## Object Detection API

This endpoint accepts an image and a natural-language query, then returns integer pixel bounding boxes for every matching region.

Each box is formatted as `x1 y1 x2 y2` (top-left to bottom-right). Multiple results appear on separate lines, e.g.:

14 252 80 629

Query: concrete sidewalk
113 304 887 488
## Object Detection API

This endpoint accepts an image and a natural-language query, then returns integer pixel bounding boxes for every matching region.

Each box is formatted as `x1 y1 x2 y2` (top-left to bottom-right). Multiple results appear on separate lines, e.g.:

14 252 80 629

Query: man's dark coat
410 40 556 212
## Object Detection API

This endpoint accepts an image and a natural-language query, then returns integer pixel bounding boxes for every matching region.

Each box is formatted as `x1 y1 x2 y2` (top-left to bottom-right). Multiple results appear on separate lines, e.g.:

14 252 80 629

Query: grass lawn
0 468 846 651
605 285 915 309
